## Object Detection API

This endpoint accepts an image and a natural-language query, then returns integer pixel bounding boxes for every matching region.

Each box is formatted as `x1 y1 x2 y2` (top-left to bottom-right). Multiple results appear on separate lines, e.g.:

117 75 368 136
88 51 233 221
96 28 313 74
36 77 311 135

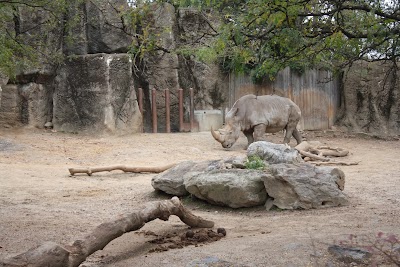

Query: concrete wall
194 110 223 132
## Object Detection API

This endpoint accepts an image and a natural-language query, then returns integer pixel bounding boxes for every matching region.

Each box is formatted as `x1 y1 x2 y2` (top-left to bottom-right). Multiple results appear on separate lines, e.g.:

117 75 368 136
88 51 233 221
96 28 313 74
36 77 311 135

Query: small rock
217 228 226 236
44 122 53 129
328 245 372 264
186 230 195 238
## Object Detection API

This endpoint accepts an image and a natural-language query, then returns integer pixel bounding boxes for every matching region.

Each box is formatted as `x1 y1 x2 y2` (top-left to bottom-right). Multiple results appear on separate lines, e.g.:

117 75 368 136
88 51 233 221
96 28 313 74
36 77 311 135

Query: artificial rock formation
54 53 142 133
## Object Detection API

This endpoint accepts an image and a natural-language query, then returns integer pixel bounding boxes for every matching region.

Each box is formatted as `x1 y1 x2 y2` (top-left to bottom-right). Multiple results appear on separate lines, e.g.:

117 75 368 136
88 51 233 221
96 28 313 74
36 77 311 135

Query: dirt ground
0 127 399 267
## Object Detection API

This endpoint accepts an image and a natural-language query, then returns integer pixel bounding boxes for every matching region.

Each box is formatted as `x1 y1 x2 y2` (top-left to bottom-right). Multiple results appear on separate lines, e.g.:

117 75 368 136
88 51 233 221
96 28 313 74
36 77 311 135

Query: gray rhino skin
211 94 302 148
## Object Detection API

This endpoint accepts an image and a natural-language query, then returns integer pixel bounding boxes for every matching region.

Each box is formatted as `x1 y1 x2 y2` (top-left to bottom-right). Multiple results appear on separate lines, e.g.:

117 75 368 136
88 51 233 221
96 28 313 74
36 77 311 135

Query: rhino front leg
243 128 254 147
253 124 267 142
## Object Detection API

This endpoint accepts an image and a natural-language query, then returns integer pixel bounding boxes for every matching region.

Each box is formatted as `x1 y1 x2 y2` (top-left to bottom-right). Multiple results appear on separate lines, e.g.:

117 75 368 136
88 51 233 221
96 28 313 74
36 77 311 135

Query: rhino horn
211 126 222 143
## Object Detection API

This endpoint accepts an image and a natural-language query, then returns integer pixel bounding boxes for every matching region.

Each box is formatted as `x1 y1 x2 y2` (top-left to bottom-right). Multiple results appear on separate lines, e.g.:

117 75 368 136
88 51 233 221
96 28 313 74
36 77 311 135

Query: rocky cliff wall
336 61 400 135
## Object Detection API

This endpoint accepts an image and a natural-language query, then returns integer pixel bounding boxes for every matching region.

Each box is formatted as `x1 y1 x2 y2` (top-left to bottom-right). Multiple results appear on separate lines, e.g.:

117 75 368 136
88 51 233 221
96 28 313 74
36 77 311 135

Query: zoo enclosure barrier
137 88 197 133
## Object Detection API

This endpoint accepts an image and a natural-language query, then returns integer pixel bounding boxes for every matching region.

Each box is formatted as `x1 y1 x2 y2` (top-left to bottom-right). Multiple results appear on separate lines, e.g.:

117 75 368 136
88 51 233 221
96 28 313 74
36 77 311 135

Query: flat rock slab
328 245 372 264
184 169 267 208
151 160 225 196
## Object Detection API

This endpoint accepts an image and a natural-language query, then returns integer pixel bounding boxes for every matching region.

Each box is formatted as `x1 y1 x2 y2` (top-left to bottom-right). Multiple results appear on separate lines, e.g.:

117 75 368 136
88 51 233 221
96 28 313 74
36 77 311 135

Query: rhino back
233 95 300 131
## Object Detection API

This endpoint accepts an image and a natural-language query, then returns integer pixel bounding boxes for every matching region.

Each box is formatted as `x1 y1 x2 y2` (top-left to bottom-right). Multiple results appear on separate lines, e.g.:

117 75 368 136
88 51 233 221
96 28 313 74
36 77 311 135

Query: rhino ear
227 107 238 117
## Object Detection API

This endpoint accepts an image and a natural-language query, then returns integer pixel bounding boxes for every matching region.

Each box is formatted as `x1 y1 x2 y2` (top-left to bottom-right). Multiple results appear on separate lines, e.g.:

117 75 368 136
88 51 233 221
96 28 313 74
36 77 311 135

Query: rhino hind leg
283 126 302 145
292 128 303 144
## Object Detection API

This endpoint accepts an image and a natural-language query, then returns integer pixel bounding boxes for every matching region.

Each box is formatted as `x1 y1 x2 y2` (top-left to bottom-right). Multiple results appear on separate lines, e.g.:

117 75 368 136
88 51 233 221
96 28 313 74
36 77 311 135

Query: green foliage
153 0 400 80
244 155 267 170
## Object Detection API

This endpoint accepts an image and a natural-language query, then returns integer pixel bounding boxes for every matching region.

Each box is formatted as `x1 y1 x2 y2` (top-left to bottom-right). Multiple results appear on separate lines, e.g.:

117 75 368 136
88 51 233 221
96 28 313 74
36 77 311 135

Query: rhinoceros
211 94 302 148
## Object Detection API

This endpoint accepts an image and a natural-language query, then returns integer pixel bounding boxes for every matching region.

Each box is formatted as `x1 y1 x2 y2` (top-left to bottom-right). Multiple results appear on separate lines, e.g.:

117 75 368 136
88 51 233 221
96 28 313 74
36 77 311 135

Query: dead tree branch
68 163 176 176
0 197 214 267
295 141 358 166
313 161 360 166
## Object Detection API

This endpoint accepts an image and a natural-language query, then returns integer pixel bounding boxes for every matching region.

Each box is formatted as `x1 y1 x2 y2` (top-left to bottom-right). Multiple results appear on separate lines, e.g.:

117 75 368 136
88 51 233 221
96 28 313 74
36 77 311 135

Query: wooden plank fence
227 67 340 130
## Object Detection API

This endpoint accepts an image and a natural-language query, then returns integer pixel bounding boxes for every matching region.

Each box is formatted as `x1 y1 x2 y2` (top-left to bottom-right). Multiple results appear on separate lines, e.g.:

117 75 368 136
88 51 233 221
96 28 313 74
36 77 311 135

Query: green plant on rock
244 155 266 170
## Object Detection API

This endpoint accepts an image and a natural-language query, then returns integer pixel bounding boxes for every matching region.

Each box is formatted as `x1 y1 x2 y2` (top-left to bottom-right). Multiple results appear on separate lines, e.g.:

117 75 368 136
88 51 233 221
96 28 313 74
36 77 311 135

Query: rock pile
152 141 349 209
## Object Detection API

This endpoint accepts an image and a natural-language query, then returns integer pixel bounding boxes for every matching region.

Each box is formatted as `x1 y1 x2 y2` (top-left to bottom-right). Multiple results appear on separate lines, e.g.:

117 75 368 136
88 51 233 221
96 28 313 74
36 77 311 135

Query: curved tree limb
68 163 176 176
295 141 351 163
312 161 360 166
297 149 330 161
1 197 214 267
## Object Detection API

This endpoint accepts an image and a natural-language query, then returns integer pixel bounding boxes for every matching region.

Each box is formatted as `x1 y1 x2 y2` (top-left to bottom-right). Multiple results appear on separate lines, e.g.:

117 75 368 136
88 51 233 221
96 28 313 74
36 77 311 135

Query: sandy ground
0 127 399 266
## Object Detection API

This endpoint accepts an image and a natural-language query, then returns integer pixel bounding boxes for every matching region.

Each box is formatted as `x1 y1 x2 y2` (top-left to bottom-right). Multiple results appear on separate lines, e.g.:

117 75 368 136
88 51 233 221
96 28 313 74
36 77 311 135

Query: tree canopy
1 0 399 79
160 0 399 80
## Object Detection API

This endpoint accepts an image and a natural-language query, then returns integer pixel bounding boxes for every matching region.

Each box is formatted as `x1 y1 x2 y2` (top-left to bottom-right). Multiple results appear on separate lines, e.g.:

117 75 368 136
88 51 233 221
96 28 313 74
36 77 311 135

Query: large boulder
63 0 133 55
263 163 348 210
53 53 142 134
247 141 303 164
152 160 226 196
19 82 53 128
0 74 56 128
86 0 133 54
337 60 400 135
0 85 21 127
184 169 268 208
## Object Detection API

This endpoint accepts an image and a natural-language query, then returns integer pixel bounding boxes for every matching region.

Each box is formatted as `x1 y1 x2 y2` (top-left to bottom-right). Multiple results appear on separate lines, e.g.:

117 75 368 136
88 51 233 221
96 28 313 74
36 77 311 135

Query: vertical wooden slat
189 88 194 131
178 88 183 132
151 88 157 133
138 88 144 133
165 89 170 133
138 88 143 115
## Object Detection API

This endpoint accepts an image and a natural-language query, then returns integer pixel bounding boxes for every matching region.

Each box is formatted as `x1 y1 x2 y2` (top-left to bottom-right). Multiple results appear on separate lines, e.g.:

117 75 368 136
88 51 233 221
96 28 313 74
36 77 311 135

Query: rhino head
211 123 241 149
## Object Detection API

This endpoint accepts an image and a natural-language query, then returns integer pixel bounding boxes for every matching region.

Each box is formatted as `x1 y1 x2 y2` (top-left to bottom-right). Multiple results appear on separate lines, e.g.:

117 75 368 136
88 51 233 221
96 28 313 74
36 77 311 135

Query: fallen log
295 141 350 162
0 197 214 267
311 161 360 166
68 163 176 176
297 150 330 161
